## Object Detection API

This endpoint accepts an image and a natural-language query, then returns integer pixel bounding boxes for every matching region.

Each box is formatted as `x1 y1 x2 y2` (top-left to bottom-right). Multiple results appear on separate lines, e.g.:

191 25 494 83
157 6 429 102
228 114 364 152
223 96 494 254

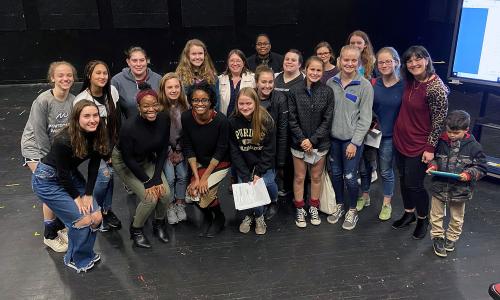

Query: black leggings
396 150 430 217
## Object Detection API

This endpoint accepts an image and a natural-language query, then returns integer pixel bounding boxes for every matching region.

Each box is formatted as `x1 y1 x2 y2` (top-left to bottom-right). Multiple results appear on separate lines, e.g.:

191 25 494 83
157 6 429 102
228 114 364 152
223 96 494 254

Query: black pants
396 150 429 217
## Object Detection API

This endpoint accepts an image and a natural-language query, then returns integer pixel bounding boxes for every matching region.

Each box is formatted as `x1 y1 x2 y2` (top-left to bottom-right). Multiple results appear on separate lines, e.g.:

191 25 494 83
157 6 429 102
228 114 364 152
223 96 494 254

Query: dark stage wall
0 0 457 84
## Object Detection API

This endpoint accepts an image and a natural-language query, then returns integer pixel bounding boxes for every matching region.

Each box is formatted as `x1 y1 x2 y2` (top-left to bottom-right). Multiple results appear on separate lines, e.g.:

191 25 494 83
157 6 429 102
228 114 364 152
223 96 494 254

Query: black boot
412 217 429 240
152 219 169 243
199 207 213 237
129 223 151 248
265 202 279 220
391 211 416 229
206 205 225 238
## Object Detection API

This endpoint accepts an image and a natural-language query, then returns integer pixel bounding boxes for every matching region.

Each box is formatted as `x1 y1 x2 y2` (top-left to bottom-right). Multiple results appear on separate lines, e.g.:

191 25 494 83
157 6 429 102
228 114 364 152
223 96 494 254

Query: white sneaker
309 206 321 226
44 236 68 252
166 205 179 225
295 208 307 228
175 203 187 222
58 228 69 244
239 215 253 233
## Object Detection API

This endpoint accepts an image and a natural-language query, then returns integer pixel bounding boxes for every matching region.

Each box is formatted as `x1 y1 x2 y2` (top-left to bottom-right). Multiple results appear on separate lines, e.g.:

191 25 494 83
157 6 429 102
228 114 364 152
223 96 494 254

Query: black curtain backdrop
0 0 455 83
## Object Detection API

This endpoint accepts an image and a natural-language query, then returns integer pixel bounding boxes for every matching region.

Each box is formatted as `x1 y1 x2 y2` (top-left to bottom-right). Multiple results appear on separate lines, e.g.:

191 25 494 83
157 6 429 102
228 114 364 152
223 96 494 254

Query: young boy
427 110 487 258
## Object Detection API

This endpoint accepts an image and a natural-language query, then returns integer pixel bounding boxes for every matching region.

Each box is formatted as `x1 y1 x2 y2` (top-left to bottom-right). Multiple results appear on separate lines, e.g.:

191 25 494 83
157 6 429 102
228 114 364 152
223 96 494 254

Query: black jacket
430 133 487 202
260 90 288 167
229 113 276 182
288 80 334 152
247 52 283 73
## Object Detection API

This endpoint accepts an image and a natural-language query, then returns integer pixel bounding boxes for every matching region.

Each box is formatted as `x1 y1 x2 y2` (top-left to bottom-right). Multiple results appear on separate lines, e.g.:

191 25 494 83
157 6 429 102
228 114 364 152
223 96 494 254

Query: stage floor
0 84 499 299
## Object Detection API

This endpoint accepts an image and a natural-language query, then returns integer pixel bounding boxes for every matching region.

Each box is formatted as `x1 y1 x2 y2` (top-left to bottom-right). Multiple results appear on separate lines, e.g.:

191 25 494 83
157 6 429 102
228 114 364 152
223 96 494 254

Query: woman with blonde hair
158 72 190 224
229 87 277 235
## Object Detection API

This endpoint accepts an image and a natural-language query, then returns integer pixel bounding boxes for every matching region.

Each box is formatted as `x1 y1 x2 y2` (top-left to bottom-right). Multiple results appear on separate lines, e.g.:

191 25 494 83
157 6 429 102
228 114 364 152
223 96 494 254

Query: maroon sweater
393 75 448 157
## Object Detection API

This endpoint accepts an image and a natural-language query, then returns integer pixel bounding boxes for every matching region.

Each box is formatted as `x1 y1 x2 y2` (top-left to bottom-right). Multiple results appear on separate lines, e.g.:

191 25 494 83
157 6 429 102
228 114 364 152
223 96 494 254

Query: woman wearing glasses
182 82 230 238
314 41 339 84
112 83 171 248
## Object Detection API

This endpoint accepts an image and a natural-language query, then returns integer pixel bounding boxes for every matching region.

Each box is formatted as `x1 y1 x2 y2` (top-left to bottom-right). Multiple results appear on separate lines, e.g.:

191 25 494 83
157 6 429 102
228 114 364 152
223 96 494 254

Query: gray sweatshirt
326 73 373 146
111 67 161 119
21 89 75 160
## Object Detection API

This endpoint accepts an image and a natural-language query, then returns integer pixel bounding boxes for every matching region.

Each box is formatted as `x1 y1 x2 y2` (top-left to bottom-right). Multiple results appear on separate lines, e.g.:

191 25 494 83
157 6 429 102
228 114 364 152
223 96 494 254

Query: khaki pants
430 196 465 241
112 148 171 228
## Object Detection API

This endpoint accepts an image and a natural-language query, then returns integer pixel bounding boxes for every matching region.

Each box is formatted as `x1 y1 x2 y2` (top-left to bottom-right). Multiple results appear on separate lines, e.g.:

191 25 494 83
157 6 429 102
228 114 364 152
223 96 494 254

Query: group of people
21 30 488 273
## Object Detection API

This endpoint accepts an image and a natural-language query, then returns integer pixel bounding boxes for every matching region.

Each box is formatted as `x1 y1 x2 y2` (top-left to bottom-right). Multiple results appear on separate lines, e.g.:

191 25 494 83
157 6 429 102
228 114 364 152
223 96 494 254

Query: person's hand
169 151 184 165
74 196 89 214
459 172 470 182
82 195 94 213
252 175 261 185
199 176 209 195
426 165 437 174
144 187 158 202
301 139 313 153
27 161 38 173
153 184 167 198
187 178 200 197
422 151 434 164
345 143 357 160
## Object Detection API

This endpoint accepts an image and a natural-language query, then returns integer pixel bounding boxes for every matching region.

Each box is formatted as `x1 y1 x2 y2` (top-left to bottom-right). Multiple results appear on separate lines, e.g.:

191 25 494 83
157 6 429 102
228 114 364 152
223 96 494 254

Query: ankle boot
199 207 213 237
129 223 151 248
206 205 225 238
391 211 416 229
152 219 169 243
412 217 429 240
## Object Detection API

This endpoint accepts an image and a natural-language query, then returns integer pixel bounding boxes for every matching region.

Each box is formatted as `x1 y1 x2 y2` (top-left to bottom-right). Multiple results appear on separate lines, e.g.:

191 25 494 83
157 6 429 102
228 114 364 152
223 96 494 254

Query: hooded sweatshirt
111 67 162 119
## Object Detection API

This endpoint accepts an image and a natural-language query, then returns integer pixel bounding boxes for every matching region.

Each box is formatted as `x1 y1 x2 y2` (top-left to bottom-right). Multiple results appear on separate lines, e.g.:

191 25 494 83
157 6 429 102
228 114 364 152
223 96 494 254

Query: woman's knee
73 215 93 228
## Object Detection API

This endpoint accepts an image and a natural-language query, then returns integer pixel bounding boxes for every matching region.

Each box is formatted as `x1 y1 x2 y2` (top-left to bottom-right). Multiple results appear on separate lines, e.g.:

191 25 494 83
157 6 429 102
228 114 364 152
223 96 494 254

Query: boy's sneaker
239 215 253 233
57 228 69 244
356 196 371 211
309 206 321 226
175 203 187 222
342 209 359 230
326 204 345 224
44 236 68 253
444 238 456 252
378 204 392 221
103 210 122 230
295 208 307 228
432 237 447 257
166 205 179 225
255 215 267 235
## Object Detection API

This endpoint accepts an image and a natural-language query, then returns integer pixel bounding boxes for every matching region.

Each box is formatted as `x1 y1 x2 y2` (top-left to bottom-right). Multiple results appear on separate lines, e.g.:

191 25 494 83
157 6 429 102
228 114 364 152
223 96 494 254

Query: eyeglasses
317 52 330 56
192 98 210 104
377 60 394 66
256 42 270 47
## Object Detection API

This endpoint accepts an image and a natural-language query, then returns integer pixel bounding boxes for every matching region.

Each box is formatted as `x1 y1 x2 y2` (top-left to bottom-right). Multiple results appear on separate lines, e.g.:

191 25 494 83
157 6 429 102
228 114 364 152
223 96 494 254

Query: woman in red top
392 45 448 239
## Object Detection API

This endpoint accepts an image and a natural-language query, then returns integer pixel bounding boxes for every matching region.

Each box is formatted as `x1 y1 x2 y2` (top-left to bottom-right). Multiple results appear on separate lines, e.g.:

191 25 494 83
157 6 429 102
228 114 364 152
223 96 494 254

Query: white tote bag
319 167 336 214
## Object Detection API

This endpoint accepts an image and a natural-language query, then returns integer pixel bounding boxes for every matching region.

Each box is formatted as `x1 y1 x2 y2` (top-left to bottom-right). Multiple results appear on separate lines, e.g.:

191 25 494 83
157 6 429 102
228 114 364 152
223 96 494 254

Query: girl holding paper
288 56 334 228
229 87 277 235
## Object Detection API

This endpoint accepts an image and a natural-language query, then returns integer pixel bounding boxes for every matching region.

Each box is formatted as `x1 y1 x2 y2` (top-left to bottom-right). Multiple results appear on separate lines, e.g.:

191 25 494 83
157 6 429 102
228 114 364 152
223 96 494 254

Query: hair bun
138 82 152 91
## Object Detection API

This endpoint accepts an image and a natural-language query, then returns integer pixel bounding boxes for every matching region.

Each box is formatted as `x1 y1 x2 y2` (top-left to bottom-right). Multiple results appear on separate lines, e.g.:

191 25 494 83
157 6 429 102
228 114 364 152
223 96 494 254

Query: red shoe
489 282 500 300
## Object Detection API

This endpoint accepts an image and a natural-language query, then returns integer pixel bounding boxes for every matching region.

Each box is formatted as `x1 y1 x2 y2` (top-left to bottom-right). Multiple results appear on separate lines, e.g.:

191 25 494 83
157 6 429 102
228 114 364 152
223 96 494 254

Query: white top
74 85 119 118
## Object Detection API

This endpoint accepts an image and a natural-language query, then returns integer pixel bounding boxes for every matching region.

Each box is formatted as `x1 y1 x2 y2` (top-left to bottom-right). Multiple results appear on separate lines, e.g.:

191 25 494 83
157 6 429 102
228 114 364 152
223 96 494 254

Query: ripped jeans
93 160 113 211
329 138 364 210
32 162 99 271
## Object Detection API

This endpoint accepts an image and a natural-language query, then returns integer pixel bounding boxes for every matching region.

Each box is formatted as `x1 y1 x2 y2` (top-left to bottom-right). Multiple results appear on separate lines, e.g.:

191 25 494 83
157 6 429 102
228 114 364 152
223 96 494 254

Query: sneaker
326 204 345 224
92 253 101 264
295 208 307 228
342 209 359 230
166 205 179 225
356 196 370 211
392 211 416 229
66 260 95 273
255 215 267 235
57 228 69 244
444 238 456 252
100 220 111 232
103 210 122 229
378 204 392 221
239 215 253 233
432 237 447 257
44 236 68 253
175 203 187 222
309 206 321 226
371 170 378 183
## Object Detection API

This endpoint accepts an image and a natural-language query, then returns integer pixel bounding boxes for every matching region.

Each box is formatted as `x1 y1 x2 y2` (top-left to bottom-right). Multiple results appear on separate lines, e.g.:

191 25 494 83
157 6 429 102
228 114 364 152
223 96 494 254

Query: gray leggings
112 148 171 227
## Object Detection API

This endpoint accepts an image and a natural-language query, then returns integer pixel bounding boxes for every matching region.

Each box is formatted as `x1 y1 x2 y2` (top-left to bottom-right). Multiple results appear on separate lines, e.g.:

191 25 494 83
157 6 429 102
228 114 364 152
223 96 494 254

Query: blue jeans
359 137 395 197
32 163 99 271
93 160 113 211
238 169 278 217
330 139 364 210
163 159 188 202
